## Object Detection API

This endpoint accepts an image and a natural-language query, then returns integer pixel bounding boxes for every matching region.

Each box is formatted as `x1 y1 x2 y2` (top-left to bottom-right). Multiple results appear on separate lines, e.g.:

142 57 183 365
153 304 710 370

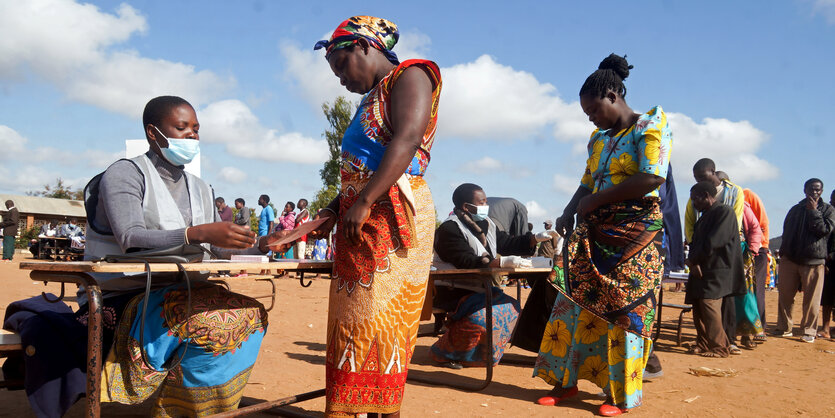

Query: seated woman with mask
80 96 290 416
431 183 551 368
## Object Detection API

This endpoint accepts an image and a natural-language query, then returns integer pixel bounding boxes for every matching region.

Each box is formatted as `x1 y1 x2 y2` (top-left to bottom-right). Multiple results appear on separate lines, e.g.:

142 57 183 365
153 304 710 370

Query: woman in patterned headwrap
309 16 442 418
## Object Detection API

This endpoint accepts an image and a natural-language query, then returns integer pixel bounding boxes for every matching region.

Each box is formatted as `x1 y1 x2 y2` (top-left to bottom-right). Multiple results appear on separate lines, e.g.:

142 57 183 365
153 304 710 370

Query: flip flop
729 346 742 355
753 334 767 342
700 351 723 358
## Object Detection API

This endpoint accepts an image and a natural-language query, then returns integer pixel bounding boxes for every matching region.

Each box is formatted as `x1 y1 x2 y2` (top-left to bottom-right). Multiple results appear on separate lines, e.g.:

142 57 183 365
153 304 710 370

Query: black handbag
99 244 215 372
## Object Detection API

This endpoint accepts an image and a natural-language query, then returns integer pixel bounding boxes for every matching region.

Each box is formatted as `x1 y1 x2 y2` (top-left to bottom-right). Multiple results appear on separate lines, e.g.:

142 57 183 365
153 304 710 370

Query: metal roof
0 193 86 218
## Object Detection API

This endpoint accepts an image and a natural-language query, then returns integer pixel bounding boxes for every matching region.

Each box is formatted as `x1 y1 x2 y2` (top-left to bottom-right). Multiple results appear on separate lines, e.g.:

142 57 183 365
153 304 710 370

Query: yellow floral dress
533 106 672 410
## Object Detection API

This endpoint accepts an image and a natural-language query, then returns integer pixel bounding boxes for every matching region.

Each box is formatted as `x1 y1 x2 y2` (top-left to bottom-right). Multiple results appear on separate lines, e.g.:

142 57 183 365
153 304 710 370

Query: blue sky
1 0 834 237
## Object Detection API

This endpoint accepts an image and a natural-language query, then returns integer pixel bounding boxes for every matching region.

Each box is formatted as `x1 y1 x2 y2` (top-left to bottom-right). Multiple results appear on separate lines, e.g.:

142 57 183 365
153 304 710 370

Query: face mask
465 203 490 221
153 126 200 166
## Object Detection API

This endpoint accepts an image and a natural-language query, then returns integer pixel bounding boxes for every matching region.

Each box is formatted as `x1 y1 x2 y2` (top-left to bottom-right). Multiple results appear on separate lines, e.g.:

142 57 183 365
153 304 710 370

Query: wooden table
37 237 70 260
19 259 333 418
416 267 553 392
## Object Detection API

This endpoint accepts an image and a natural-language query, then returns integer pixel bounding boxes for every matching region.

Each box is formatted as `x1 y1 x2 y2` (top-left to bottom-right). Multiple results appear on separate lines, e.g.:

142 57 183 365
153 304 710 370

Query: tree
27 178 84 200
310 96 356 214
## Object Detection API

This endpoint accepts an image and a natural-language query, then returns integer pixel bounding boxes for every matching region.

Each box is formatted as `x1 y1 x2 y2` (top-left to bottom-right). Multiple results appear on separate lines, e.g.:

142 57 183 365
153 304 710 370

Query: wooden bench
0 330 24 389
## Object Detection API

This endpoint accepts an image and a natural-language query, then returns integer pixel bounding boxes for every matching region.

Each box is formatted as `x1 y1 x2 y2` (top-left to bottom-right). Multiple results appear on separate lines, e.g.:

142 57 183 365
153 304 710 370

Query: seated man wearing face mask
430 183 552 368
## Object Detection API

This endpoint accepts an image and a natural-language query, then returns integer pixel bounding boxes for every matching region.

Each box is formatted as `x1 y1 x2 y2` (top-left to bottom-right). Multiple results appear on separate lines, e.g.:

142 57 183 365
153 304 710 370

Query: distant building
0 193 86 236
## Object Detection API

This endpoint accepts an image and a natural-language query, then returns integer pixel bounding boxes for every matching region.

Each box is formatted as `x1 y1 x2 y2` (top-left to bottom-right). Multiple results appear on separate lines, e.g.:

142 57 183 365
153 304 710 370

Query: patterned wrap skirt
100 282 268 416
736 243 764 336
430 287 520 367
325 175 434 417
534 198 662 409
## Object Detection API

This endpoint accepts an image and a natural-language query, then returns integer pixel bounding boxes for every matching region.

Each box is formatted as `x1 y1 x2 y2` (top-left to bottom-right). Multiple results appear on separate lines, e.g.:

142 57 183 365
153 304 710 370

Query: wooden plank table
19 259 333 418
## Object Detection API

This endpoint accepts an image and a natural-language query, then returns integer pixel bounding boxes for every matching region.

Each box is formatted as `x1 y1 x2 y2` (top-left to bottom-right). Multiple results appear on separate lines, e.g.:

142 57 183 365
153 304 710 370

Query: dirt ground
1 256 834 417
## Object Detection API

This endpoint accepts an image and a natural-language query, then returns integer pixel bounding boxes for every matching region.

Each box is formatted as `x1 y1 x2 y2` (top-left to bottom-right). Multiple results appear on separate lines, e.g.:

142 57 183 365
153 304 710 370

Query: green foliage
320 96 355 188
15 226 39 249
27 178 84 200
309 184 340 214
312 96 356 215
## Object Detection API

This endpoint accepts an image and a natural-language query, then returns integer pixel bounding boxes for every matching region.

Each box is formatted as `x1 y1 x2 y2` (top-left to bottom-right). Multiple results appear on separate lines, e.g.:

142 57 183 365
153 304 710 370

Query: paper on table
267 217 329 247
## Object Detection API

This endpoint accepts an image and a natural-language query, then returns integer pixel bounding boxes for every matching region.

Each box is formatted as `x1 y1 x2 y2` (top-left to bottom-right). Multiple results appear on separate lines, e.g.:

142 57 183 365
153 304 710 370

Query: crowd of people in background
214 194 330 261
682 157 835 362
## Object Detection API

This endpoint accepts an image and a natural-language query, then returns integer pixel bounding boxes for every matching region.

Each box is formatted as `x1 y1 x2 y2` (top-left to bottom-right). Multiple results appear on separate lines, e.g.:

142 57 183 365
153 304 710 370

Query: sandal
537 386 578 406
740 337 757 349
753 334 767 342
729 345 742 355
700 351 723 358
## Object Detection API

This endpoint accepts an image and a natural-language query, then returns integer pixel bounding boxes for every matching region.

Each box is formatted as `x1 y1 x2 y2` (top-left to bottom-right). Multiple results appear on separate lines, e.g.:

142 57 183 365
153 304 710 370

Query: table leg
408 275 494 391
298 271 312 288
653 285 664 344
81 278 103 418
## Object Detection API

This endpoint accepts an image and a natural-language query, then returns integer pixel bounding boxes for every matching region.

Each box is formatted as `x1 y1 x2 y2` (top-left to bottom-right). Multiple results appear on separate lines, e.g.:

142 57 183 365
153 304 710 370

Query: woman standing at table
533 54 672 416
309 16 442 418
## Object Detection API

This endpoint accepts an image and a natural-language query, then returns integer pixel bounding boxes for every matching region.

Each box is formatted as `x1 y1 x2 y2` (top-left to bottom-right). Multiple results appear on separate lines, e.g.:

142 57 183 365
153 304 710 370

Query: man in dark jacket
775 178 835 342
486 197 529 237
1 199 20 261
685 181 746 357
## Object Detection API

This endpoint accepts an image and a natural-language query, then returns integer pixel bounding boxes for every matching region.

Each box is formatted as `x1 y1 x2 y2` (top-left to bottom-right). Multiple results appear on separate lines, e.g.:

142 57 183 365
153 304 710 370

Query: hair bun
598 53 633 80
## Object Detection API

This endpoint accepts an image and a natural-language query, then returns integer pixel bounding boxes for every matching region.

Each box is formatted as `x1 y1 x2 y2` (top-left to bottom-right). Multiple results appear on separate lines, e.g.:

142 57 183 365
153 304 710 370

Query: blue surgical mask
153 126 200 166
465 203 490 221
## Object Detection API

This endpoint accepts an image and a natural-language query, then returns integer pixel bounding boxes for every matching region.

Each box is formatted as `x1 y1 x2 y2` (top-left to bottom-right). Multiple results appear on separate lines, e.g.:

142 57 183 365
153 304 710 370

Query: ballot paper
267 217 329 247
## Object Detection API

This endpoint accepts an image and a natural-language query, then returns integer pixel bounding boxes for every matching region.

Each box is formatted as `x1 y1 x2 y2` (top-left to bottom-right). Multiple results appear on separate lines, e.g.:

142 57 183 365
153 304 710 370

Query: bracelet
184 227 190 245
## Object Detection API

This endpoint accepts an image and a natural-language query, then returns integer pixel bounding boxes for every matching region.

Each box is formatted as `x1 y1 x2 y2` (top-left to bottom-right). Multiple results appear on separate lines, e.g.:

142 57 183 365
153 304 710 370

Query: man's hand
189 222 256 249
806 195 818 211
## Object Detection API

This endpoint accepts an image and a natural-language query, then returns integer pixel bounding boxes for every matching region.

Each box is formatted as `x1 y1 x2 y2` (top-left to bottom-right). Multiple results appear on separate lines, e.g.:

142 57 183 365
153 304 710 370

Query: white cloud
0 164 87 193
810 0 835 23
440 55 566 139
460 156 533 178
199 99 328 164
552 173 579 195
667 113 777 184
218 166 247 184
525 200 548 219
461 156 503 174
0 125 28 158
0 0 234 117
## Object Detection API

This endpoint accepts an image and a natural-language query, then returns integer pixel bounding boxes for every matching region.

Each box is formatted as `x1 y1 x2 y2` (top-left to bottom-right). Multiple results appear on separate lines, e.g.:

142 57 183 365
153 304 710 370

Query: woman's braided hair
579 53 633 99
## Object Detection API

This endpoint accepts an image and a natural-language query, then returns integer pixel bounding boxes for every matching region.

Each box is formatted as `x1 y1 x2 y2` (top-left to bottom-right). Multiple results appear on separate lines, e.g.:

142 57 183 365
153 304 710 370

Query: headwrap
314 16 400 64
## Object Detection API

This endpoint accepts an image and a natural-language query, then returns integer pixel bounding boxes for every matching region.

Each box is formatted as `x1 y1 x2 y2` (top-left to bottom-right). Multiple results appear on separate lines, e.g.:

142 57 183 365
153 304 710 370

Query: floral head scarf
314 16 400 64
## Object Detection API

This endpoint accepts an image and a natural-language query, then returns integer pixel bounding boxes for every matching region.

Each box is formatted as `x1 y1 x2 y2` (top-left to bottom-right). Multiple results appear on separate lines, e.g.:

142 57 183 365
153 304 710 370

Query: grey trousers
776 259 825 337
